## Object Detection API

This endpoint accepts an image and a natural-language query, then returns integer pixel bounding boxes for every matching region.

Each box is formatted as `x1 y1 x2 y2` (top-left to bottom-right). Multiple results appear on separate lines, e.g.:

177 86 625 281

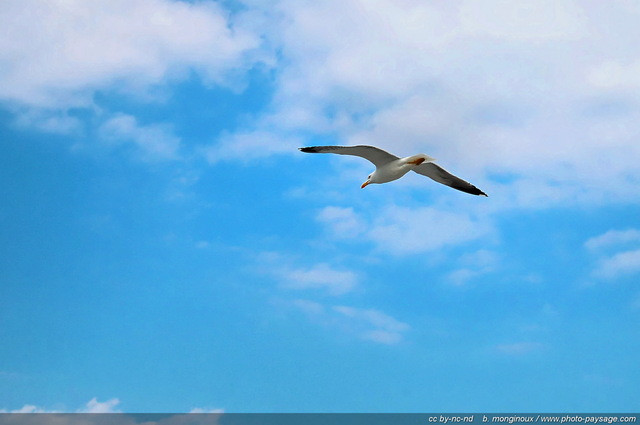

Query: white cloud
77 397 121 413
275 1 447 101
316 206 365 239
258 251 359 296
333 305 410 345
195 241 211 250
314 202 493 256
462 249 499 268
587 60 640 90
0 397 120 414
458 0 587 41
447 269 479 287
279 263 358 296
268 0 590 112
0 0 263 108
0 399 226 418
367 205 491 255
592 249 640 280
14 109 83 135
188 407 224 414
99 113 181 161
290 299 325 316
0 404 49 414
585 229 640 251
204 130 300 164
289 300 410 344
447 249 499 286
585 229 640 281
495 341 544 356
333 306 408 332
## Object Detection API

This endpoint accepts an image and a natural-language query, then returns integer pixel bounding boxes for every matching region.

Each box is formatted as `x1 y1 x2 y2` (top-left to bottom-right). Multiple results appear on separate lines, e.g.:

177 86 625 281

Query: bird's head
361 173 374 189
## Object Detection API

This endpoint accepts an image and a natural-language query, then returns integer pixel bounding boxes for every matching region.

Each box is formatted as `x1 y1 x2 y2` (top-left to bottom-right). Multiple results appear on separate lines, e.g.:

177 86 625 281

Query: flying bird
299 145 488 196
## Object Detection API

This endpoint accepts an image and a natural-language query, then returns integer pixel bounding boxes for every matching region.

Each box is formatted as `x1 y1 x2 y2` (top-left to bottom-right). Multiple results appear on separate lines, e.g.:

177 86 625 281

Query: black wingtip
299 146 318 153
462 186 488 197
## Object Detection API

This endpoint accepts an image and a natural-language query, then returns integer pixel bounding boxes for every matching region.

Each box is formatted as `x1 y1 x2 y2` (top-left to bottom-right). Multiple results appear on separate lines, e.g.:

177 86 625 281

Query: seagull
299 145 488 196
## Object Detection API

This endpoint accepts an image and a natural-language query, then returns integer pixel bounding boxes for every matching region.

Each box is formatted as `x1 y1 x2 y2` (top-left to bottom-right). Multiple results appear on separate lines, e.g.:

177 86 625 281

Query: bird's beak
361 180 370 189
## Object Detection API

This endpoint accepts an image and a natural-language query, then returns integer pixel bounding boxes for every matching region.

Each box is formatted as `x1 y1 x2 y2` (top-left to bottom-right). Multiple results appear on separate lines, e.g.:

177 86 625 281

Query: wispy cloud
0 404 49 414
204 130 300 164
99 113 181 161
592 249 640 280
584 229 640 251
262 252 413 344
316 204 491 255
279 263 359 296
0 398 225 416
316 206 366 239
586 228 640 280
447 249 499 286
587 60 640 90
290 299 326 316
77 397 121 413
14 109 83 135
259 252 359 296
495 342 545 356
290 300 410 345
0 397 120 413
367 206 490 255
458 0 586 41
333 305 410 345
0 400 227 425
188 407 225 414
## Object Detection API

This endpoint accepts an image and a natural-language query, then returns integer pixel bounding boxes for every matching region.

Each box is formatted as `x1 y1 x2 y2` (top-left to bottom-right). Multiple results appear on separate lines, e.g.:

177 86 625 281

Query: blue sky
1 0 640 413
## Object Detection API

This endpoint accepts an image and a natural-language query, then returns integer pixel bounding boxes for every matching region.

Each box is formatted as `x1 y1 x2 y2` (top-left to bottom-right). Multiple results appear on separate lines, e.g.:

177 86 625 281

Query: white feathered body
370 154 435 184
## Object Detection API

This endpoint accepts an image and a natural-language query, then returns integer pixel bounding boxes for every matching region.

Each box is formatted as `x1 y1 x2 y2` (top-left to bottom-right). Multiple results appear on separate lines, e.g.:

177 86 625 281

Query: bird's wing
298 145 399 167
413 162 488 196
